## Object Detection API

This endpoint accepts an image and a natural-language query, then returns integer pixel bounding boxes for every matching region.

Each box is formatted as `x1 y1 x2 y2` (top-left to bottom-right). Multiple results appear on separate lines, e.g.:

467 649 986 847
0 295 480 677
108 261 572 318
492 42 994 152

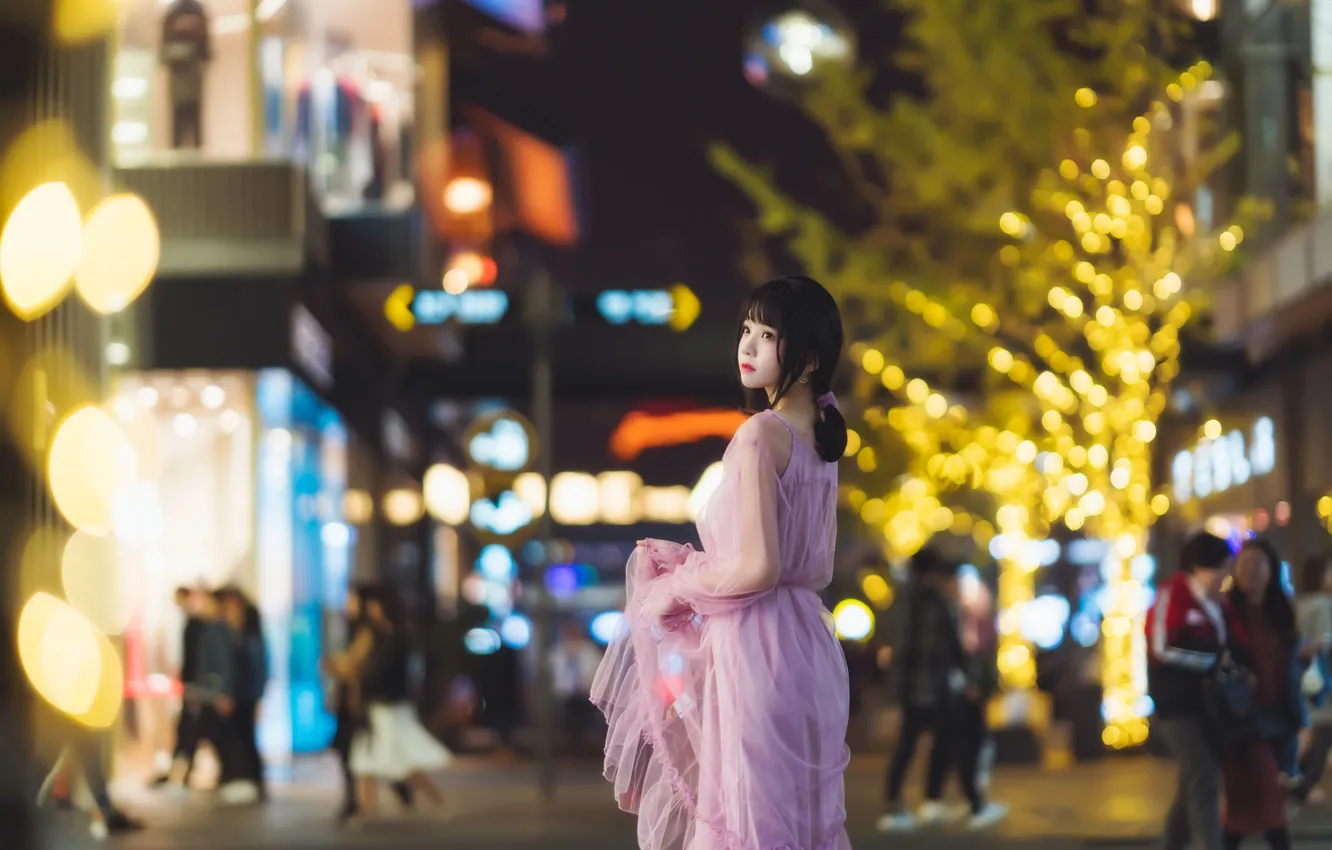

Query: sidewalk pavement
45 754 1332 848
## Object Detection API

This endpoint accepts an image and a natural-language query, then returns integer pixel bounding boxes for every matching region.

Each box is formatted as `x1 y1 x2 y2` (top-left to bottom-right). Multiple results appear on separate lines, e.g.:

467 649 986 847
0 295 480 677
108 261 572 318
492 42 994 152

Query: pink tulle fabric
591 411 852 850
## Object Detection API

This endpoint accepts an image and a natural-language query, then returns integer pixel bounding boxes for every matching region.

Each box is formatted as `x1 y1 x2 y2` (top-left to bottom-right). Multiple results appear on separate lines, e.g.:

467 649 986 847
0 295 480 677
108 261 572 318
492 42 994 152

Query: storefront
110 0 417 211
109 366 366 777
1156 378 1293 573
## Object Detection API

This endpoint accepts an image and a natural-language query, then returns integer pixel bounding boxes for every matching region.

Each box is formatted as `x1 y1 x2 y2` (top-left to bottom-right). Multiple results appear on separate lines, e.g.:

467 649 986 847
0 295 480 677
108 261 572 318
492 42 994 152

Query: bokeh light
17 592 123 727
47 405 134 536
61 530 137 635
74 193 160 315
0 182 82 320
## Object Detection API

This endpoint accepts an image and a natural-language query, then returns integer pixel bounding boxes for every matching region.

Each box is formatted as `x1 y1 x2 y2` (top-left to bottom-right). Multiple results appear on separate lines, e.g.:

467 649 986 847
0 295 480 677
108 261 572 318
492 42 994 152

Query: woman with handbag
1220 540 1311 850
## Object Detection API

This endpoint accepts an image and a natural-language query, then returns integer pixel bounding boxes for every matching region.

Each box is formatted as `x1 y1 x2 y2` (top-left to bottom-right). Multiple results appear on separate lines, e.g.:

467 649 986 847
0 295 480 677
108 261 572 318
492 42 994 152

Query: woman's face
738 318 782 391
1234 548 1271 598
223 597 246 629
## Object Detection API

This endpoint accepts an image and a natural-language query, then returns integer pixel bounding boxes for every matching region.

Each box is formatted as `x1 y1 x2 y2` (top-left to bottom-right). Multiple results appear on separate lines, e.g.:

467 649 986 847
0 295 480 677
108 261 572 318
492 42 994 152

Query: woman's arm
641 418 786 620
328 626 373 680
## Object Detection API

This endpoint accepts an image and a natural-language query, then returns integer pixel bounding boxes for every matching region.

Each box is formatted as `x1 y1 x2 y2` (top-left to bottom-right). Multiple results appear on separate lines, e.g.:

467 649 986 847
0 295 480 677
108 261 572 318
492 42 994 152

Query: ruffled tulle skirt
349 702 453 782
592 543 852 850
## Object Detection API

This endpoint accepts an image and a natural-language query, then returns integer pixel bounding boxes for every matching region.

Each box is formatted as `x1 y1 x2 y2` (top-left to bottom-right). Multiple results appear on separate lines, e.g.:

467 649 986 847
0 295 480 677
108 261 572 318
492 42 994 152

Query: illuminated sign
470 490 534 536
1172 417 1276 505
291 305 333 389
610 408 748 460
468 417 530 471
463 0 545 32
597 289 673 325
413 289 509 325
596 285 699 330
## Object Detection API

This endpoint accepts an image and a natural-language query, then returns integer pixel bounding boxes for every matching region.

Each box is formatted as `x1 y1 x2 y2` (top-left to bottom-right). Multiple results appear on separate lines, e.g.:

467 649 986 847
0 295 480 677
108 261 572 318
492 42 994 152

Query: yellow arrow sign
668 283 700 332
385 283 416 332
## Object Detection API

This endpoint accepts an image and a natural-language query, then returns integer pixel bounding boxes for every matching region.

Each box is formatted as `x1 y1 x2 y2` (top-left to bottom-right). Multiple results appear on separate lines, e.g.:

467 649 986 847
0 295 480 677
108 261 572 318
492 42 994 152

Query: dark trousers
1159 717 1224 850
1296 722 1332 800
886 702 955 805
954 700 988 813
334 719 413 815
227 700 264 792
170 704 202 781
1223 828 1291 850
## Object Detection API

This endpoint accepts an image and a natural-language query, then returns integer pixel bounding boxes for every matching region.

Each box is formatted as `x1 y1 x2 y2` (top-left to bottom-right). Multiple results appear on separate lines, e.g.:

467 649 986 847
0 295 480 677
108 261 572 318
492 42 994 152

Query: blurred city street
44 755 1332 848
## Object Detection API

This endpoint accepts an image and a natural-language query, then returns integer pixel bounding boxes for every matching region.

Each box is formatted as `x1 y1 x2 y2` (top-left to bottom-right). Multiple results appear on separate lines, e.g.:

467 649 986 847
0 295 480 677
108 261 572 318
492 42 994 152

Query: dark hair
1301 555 1331 595
908 547 957 579
1179 531 1231 574
738 276 847 462
1230 538 1296 641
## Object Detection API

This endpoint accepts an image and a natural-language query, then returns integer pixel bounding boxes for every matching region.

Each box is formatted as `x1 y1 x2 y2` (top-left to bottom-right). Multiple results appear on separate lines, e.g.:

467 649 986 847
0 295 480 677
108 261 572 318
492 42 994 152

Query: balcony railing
114 159 308 277
1213 211 1332 357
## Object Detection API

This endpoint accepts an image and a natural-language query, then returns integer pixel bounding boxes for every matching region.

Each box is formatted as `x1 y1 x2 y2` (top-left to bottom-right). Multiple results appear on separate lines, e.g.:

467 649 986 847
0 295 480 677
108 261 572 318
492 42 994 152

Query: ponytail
812 391 847 463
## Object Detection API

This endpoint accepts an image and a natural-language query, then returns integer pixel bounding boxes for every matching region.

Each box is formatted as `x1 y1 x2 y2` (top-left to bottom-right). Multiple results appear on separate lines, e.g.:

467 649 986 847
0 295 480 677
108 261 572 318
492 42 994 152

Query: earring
800 376 809 384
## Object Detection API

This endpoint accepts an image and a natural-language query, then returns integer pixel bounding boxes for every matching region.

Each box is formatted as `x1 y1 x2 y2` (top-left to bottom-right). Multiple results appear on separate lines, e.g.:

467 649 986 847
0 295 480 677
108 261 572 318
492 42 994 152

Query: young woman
340 588 450 825
1221 540 1309 850
592 276 852 850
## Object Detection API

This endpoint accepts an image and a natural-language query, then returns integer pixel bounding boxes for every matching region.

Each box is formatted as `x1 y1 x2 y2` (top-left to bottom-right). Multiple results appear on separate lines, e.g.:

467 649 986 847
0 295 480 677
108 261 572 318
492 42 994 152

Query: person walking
1147 531 1233 850
954 566 1007 829
1294 555 1332 804
1220 540 1310 850
152 587 205 789
877 548 968 832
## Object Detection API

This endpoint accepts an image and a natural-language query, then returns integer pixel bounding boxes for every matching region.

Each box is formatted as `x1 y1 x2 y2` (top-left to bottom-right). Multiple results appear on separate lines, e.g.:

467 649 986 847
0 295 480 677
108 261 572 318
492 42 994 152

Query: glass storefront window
111 0 416 213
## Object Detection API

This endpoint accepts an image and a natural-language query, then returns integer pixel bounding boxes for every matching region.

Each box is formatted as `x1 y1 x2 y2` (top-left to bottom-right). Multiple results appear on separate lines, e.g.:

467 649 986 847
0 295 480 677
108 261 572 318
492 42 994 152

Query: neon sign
413 289 509 325
1172 417 1276 505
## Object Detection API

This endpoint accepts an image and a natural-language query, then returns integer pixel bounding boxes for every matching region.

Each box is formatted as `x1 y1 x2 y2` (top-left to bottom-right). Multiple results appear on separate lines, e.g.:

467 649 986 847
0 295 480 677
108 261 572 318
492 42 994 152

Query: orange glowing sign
610 409 749 461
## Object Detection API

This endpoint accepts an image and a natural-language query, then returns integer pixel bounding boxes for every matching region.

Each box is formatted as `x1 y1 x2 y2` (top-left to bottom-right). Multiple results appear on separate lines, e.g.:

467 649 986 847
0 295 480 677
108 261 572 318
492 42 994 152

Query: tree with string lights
713 0 1261 747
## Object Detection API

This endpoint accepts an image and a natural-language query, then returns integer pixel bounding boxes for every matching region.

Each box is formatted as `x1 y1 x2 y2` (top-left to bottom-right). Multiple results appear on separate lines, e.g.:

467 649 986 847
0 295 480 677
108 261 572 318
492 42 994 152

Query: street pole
527 265 558 804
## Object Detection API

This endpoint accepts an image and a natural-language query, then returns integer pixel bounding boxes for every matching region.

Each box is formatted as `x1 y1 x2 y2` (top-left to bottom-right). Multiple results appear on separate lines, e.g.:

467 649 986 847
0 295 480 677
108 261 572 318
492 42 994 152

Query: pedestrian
186 589 238 794
36 716 144 840
592 276 852 849
1220 539 1313 850
328 584 415 823
1146 530 1232 850
1294 555 1332 804
151 586 205 789
217 588 267 804
549 620 602 755
877 547 968 832
953 565 1008 829
341 587 450 826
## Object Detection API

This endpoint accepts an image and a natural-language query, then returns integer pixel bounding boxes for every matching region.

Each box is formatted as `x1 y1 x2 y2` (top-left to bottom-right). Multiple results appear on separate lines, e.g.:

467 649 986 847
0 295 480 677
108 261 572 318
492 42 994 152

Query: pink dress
591 410 852 850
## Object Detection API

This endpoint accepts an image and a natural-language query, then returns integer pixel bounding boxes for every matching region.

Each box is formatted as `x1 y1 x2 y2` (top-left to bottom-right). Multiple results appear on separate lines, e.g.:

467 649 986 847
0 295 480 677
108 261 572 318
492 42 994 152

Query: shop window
111 0 416 213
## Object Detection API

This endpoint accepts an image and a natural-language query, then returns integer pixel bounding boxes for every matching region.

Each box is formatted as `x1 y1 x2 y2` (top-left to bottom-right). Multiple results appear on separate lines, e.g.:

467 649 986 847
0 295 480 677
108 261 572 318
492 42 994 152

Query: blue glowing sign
596 289 674 325
468 417 530 471
470 491 534 536
414 289 509 325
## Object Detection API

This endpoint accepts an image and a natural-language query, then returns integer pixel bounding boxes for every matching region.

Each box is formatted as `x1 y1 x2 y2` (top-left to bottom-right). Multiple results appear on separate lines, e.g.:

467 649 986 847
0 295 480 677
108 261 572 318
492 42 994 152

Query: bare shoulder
733 411 793 473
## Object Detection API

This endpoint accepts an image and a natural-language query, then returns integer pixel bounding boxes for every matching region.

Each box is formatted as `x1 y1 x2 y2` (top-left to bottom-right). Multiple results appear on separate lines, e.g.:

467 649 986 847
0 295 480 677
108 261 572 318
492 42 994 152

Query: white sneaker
968 802 1009 830
89 819 109 841
219 781 259 805
917 800 949 825
875 812 917 832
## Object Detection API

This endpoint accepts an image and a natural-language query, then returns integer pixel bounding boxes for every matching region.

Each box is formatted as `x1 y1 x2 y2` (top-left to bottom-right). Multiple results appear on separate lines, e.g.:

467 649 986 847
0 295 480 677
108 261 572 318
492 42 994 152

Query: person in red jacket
1147 531 1233 850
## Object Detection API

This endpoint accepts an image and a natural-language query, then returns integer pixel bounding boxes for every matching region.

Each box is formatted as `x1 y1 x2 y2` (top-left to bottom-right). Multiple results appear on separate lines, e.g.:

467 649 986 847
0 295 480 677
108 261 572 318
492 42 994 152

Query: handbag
1209 662 1257 742
1303 660 1326 698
